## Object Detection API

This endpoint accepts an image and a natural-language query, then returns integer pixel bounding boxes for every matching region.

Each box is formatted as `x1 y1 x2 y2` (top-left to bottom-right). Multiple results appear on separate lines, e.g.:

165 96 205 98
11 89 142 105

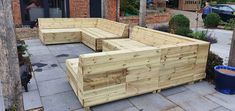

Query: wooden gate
178 0 201 11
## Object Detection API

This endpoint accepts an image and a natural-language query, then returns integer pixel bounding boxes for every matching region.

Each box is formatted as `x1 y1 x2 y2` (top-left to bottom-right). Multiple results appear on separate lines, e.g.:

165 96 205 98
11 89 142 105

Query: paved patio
23 39 235 111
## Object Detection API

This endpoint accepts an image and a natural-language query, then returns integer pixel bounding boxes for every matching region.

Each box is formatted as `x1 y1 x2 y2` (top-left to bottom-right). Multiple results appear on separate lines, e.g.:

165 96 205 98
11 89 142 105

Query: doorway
20 0 69 25
90 0 102 17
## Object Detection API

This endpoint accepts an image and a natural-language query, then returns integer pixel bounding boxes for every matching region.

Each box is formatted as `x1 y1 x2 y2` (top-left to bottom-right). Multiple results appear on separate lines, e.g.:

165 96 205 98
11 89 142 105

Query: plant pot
214 65 235 94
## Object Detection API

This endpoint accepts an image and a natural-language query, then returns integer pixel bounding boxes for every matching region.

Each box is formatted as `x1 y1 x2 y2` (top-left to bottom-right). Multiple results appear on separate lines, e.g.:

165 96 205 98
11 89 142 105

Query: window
20 0 69 25
220 6 233 12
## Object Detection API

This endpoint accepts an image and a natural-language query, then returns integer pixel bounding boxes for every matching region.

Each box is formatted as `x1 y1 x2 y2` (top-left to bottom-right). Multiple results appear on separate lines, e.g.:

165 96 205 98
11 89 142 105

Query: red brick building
12 0 119 26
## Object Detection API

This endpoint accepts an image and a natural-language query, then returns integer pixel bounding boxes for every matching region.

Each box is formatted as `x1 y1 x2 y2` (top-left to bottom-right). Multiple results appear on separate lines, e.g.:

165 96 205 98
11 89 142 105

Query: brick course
69 0 90 17
12 0 22 26
104 0 119 21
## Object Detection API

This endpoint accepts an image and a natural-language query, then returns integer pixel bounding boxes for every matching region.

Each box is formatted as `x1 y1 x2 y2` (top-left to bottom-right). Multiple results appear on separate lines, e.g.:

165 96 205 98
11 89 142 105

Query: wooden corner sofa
38 18 128 51
66 26 210 108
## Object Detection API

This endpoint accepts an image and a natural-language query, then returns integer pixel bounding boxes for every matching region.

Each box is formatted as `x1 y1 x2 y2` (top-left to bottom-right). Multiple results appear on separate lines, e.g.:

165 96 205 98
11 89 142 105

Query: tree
139 0 146 27
0 0 23 110
228 29 235 67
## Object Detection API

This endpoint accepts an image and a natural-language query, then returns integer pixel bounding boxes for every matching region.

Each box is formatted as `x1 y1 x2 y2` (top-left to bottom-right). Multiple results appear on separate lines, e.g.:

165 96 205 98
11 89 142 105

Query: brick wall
119 11 170 25
104 0 119 21
12 0 22 26
69 0 90 17
12 0 118 25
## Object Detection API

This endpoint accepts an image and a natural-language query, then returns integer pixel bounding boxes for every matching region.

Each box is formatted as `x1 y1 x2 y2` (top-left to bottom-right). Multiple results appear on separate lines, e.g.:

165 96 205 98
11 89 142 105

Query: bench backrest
130 26 196 47
96 19 128 37
38 18 98 29
78 47 160 75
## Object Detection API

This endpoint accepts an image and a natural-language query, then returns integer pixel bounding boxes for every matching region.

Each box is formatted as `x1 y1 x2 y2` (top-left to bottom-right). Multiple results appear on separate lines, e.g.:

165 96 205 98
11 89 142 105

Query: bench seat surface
40 28 83 33
81 28 119 38
102 39 153 51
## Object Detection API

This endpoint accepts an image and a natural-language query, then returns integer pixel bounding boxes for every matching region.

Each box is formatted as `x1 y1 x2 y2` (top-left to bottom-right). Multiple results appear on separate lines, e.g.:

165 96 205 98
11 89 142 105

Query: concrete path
194 28 233 65
23 39 235 111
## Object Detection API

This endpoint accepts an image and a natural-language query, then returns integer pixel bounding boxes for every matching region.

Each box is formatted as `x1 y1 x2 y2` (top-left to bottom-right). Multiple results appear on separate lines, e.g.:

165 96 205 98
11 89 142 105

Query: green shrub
120 0 139 15
169 14 190 36
206 51 223 82
175 27 192 36
204 13 221 28
224 18 235 30
189 31 207 41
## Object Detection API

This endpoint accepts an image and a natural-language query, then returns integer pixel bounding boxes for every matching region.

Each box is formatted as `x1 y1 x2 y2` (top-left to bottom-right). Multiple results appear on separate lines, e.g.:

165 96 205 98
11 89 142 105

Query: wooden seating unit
38 18 128 51
66 26 210 108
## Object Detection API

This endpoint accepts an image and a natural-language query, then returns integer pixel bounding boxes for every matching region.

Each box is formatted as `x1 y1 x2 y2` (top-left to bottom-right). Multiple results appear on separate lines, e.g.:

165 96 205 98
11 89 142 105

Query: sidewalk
194 28 233 65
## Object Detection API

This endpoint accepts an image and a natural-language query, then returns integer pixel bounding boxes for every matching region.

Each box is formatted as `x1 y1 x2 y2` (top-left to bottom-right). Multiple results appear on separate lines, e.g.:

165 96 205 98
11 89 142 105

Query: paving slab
48 44 70 52
205 92 235 111
41 91 82 111
28 45 48 52
23 90 43 110
37 78 72 97
167 90 219 111
73 108 85 111
28 77 38 91
29 49 52 56
212 106 231 111
50 50 78 63
185 81 216 96
55 54 78 63
25 39 43 46
32 60 60 71
129 93 177 111
160 86 187 97
165 107 185 111
34 67 66 82
59 63 67 72
30 54 57 63
64 43 94 54
92 99 137 111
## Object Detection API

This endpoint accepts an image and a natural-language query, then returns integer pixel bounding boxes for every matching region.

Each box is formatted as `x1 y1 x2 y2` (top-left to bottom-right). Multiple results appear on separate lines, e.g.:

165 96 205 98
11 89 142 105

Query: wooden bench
38 18 128 51
66 26 210 109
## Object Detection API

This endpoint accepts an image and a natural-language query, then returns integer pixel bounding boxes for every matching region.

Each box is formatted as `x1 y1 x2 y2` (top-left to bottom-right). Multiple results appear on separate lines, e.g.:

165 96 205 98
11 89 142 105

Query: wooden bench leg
152 90 157 94
157 89 161 93
85 107 91 111
188 81 195 85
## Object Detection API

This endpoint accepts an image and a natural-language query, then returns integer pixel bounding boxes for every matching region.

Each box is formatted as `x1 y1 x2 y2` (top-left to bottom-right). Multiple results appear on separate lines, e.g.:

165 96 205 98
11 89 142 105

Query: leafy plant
175 27 193 36
17 41 28 55
206 51 223 82
188 30 217 44
204 13 221 28
224 18 235 30
120 0 139 15
169 14 191 36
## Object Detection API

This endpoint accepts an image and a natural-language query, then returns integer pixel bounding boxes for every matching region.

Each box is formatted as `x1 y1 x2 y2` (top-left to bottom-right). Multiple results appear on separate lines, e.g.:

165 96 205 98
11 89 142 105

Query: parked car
211 4 235 22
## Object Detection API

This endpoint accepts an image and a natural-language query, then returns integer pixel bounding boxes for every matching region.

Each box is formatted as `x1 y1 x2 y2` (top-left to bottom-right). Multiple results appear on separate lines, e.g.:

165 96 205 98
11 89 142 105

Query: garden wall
119 11 170 25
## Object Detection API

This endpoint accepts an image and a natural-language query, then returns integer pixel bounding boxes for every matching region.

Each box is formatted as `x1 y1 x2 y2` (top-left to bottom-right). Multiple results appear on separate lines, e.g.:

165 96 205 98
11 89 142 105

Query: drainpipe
116 0 119 21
